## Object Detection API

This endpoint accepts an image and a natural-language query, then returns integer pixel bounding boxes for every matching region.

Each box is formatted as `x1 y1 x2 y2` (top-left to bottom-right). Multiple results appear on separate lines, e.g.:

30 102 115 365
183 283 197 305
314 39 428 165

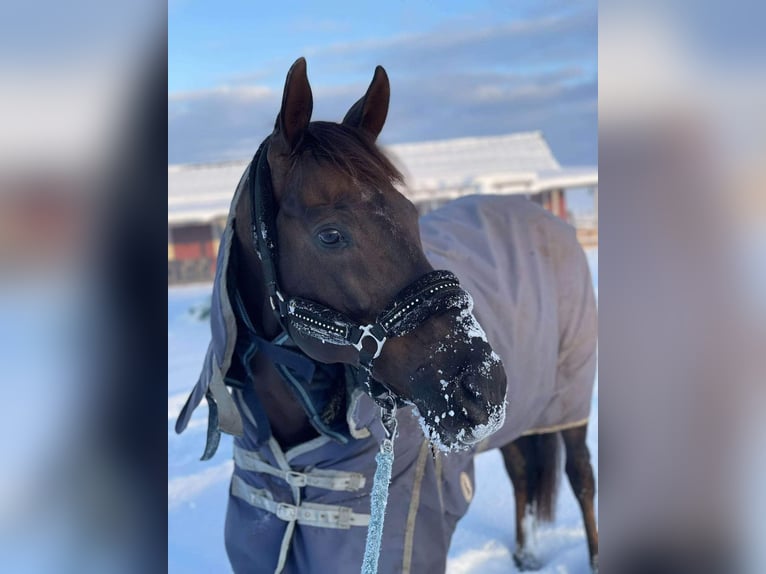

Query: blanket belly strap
233 445 366 491
231 475 370 529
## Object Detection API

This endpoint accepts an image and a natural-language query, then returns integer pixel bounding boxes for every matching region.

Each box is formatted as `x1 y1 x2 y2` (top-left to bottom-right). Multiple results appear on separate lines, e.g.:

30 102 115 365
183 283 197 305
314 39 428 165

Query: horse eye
317 228 344 246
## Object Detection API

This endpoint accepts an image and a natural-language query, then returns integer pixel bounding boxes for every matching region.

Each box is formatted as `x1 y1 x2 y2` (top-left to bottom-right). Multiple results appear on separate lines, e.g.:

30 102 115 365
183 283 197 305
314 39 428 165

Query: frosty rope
361 396 398 574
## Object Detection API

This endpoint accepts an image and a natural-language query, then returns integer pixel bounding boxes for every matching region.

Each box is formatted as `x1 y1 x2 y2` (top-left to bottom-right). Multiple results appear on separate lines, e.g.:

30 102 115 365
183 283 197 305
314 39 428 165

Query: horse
175 58 598 573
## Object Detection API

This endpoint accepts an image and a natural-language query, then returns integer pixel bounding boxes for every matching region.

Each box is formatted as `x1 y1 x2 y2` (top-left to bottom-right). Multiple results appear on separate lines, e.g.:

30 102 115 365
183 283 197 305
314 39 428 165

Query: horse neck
233 185 321 447
233 185 282 340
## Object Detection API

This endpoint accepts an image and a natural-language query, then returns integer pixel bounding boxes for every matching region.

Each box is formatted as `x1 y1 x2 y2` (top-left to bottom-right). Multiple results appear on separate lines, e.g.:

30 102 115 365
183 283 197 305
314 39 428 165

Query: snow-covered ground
168 249 598 573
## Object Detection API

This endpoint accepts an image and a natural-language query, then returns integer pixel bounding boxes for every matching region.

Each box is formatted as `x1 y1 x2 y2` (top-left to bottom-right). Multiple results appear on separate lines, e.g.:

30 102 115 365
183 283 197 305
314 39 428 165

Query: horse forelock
285 121 402 193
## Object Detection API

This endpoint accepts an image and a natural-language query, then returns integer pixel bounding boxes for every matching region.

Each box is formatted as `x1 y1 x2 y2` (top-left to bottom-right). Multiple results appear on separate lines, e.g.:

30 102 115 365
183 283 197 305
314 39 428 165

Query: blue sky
169 0 596 166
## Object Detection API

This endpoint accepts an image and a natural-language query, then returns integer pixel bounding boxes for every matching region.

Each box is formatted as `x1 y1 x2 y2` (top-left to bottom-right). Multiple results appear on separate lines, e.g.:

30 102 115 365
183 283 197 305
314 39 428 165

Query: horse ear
342 66 390 141
272 57 313 155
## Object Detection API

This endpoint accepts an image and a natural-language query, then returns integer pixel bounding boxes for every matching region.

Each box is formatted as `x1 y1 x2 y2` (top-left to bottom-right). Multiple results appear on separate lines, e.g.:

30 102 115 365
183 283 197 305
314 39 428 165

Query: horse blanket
420 194 597 450
176 182 597 573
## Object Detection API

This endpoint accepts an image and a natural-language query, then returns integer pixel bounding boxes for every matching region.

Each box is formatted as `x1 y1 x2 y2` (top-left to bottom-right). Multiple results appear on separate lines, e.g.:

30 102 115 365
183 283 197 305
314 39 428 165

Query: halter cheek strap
248 140 473 406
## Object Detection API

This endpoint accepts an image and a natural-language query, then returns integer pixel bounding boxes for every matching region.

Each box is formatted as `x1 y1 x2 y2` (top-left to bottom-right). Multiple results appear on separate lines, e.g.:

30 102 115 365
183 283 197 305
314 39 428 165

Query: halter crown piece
249 139 473 574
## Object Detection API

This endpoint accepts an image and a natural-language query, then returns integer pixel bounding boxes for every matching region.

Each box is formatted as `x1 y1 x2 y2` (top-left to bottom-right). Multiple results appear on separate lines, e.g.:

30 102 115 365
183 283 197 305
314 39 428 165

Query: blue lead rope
361 398 398 574
360 438 394 574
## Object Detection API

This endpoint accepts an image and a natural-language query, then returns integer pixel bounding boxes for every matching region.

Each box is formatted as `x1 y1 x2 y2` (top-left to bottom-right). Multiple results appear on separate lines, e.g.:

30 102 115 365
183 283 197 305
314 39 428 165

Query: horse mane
286 121 403 189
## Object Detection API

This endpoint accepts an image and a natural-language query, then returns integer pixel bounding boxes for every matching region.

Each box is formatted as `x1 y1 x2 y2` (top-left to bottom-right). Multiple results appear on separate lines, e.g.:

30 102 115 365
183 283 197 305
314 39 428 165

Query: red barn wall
172 224 215 261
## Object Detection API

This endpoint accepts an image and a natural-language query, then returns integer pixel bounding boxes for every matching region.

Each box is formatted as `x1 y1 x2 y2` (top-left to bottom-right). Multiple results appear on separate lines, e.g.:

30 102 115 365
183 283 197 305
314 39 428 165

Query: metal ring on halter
351 324 387 359
379 392 398 442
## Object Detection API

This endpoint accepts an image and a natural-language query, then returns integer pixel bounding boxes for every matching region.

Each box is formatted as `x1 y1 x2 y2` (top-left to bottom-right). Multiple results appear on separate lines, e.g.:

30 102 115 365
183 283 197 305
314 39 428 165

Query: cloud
168 85 274 103
168 82 365 164
169 6 596 166
378 69 597 165
302 7 596 78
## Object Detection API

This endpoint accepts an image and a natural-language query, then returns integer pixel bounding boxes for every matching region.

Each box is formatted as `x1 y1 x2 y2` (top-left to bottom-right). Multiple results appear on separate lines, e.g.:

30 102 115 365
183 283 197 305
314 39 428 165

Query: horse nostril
455 363 506 420
460 380 482 403
458 370 487 400
460 357 507 403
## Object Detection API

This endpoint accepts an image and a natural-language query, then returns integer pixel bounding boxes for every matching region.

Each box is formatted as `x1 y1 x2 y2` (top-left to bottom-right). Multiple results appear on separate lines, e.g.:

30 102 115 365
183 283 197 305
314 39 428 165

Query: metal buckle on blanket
337 506 352 529
276 502 297 521
286 471 308 488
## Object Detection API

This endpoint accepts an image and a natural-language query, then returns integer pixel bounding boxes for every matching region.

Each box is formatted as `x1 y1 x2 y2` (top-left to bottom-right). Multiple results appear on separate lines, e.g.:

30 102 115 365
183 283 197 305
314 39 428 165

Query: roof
387 131 559 187
168 161 248 225
168 131 597 225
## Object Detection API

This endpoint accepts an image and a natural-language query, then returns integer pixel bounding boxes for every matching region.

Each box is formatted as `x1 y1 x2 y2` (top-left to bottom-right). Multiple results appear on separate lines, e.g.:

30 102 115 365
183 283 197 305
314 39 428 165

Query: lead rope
361 394 398 574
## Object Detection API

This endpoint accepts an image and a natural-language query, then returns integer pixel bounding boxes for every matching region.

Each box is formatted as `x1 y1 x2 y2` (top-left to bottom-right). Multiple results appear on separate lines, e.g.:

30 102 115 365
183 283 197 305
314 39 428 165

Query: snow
457 305 489 343
168 461 234 510
446 388 598 573
167 250 598 573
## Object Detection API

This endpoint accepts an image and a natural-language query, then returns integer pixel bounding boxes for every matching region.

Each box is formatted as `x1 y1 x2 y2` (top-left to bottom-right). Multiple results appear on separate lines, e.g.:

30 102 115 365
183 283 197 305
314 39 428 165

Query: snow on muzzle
412 299 507 452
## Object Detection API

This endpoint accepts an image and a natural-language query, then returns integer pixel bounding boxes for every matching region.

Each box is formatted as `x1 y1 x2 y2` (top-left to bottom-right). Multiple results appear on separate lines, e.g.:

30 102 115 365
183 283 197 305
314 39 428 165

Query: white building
168 131 597 284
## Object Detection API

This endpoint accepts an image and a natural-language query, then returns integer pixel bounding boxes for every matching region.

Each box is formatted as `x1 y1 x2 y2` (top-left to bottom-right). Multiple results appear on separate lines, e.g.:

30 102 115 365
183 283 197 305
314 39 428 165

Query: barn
168 131 597 285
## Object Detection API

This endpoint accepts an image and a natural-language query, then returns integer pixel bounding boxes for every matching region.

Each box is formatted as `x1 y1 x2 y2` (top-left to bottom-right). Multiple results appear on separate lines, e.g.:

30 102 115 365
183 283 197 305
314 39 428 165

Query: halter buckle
351 324 387 359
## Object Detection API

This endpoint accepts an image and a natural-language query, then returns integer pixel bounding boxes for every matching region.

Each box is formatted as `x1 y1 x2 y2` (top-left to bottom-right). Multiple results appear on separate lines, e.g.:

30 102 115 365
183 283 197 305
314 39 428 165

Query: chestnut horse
177 58 597 573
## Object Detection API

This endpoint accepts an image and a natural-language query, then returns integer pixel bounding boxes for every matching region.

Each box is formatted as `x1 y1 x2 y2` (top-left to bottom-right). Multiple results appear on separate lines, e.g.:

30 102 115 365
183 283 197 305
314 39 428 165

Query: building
168 131 597 285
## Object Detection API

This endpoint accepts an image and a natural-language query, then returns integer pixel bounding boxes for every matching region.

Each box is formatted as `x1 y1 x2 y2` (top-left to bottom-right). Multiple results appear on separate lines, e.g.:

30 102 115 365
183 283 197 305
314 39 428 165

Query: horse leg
561 425 598 573
500 437 543 571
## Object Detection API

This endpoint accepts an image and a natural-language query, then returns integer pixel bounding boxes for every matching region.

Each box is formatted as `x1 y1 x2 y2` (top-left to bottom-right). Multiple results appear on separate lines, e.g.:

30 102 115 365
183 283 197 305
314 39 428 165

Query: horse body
176 58 597 573
421 194 598 572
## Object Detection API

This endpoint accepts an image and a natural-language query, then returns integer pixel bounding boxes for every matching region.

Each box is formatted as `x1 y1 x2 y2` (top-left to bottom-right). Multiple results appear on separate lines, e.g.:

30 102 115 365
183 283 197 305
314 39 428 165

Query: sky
168 0 597 167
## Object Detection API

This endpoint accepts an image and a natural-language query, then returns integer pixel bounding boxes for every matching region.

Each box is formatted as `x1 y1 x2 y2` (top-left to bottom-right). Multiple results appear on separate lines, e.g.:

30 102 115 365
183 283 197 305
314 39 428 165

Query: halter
248 139 472 408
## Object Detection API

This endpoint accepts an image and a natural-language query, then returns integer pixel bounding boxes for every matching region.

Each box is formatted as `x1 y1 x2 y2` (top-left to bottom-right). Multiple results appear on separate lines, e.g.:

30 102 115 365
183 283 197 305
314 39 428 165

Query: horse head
250 58 507 450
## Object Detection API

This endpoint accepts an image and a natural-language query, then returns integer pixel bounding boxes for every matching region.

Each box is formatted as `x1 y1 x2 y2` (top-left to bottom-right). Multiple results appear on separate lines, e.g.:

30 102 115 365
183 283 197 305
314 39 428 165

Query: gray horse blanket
176 188 596 574
421 195 597 450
